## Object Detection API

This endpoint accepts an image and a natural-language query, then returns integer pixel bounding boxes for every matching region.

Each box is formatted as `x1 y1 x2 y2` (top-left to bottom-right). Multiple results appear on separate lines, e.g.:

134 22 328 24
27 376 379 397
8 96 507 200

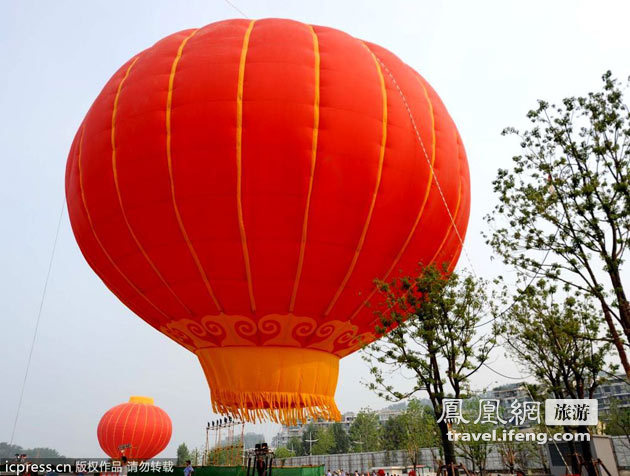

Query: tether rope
9 199 65 445
370 50 570 356
371 53 478 278
223 0 248 18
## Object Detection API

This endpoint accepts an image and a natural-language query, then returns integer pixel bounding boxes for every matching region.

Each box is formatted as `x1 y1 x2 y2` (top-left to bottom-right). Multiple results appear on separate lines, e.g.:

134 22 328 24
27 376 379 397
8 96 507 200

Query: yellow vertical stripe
349 72 436 322
100 409 115 458
324 45 388 317
165 29 223 312
236 20 257 313
77 124 171 322
127 405 141 460
110 57 192 316
150 406 165 456
428 177 463 265
363 177 464 332
289 24 320 313
143 405 158 457
119 403 135 456
109 405 127 457
445 141 467 271
136 403 149 460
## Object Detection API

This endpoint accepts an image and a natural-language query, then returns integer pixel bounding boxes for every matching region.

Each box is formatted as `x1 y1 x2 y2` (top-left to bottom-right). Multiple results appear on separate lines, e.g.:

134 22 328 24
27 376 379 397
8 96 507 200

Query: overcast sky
1 0 629 459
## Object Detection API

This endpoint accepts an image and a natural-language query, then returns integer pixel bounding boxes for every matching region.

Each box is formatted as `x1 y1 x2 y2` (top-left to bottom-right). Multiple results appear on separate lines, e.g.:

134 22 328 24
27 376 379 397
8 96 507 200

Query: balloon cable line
9 198 65 445
223 0 249 18
474 227 560 328
371 53 476 278
372 51 566 334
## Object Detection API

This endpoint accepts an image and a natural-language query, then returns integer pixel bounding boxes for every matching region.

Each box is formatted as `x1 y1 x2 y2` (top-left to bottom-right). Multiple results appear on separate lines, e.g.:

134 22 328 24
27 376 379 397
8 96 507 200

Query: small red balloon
97 396 172 460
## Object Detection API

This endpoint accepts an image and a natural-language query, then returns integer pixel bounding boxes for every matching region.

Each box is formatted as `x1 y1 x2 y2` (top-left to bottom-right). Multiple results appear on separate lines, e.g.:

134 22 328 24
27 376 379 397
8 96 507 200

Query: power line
474 226 561 329
10 200 65 445
482 362 532 381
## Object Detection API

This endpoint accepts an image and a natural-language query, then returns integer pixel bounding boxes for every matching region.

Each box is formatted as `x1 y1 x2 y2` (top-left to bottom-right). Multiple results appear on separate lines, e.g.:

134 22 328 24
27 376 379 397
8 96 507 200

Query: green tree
330 422 351 454
348 409 382 452
311 426 334 455
176 443 191 466
503 279 611 476
191 447 201 466
363 266 497 468
602 397 630 444
497 432 546 475
453 398 495 476
287 436 305 456
485 71 630 377
400 400 440 472
0 443 63 459
381 414 406 451
274 447 295 458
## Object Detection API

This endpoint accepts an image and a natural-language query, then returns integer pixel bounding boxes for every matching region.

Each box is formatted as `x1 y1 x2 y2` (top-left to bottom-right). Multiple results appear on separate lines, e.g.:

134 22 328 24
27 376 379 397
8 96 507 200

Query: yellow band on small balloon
129 396 154 405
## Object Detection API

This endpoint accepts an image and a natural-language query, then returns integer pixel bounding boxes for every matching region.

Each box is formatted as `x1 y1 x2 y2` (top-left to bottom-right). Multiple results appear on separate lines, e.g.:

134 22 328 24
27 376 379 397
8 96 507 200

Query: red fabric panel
326 43 436 322
66 70 173 328
292 25 383 317
78 33 197 323
167 20 251 314
241 19 317 316
106 29 211 319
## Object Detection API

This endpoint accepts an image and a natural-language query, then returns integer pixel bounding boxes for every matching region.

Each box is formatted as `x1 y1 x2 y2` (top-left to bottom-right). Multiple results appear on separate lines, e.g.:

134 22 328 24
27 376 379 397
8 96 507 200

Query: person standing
184 461 194 476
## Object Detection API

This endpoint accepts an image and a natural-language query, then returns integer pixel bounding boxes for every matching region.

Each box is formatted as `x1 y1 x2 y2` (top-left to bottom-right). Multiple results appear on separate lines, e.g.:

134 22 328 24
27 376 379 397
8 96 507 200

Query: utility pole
304 431 318 455
217 419 223 465
204 422 210 466
240 421 245 465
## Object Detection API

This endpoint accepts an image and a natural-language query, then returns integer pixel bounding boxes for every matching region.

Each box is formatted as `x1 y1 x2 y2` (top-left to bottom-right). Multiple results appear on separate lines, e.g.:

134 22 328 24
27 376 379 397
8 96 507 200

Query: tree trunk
437 420 456 472
538 444 550 474
564 437 580 474
577 425 597 476
609 268 630 343
597 298 630 379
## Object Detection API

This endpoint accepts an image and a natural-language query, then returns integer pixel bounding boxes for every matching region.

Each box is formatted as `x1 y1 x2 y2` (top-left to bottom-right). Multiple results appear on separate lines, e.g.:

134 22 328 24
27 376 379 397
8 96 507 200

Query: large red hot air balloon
97 396 172 460
66 18 470 424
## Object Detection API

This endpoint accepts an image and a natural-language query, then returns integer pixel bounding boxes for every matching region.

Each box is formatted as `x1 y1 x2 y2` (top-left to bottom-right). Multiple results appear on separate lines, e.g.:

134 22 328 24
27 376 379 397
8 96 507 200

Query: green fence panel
154 464 325 476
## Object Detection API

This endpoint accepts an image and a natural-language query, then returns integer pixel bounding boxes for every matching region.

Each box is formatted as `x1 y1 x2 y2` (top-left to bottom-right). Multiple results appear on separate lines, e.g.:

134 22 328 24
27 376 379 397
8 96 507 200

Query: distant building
594 375 630 414
272 424 303 448
482 382 534 428
482 376 630 422
485 382 531 403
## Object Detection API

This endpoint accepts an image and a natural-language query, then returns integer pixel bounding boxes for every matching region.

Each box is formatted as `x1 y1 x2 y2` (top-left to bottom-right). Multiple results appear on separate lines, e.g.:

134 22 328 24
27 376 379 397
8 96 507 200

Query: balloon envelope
66 18 470 424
